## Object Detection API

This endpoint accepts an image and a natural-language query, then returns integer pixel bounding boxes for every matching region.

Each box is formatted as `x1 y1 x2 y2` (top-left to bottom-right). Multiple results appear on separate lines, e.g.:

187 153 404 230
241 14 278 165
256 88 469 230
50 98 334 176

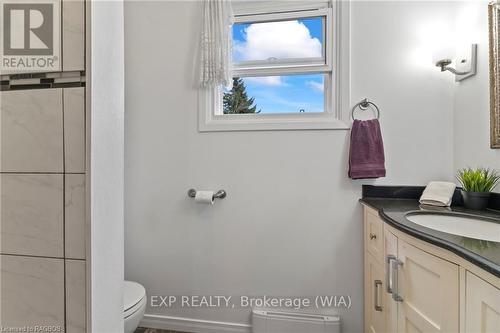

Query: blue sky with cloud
232 18 325 114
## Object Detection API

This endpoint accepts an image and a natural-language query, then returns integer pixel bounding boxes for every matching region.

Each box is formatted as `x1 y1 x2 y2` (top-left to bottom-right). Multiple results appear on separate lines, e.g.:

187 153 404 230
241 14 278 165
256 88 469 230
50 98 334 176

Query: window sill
198 88 349 132
199 117 350 132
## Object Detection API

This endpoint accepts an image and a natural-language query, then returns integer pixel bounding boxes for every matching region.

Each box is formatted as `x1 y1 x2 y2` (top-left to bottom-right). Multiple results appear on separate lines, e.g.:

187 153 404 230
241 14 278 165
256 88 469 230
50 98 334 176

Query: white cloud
234 20 322 61
245 76 283 86
306 80 324 93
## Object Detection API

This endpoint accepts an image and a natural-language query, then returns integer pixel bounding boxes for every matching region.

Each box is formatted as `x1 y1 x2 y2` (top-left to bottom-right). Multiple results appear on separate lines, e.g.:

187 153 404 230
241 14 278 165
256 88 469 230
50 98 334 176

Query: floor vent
252 309 341 333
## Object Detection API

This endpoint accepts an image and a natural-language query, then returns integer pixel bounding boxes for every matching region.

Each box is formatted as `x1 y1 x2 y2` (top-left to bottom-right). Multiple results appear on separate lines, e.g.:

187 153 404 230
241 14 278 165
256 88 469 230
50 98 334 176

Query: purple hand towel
348 119 386 179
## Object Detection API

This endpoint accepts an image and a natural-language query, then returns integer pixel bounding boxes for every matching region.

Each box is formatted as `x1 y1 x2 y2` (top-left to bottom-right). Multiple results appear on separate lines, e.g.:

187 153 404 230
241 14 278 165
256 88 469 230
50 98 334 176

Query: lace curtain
199 0 234 88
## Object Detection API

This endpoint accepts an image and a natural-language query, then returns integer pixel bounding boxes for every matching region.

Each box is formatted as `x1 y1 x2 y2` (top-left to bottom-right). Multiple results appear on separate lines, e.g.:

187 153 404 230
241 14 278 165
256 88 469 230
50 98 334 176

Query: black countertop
360 186 500 278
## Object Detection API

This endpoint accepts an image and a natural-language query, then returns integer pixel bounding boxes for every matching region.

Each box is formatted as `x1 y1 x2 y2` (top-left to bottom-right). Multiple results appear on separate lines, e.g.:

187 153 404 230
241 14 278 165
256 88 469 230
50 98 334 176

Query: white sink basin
405 213 500 243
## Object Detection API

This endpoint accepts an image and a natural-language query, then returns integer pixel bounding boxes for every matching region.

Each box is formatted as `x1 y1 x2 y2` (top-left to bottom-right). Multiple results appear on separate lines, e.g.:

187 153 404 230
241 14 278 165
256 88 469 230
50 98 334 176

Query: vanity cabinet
465 271 500 332
365 210 385 264
364 251 386 333
396 241 459 332
384 229 398 333
363 205 500 333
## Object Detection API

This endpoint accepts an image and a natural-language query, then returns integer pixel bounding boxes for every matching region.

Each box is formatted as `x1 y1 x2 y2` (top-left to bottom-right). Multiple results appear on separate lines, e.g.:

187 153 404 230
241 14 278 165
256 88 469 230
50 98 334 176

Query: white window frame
198 0 350 132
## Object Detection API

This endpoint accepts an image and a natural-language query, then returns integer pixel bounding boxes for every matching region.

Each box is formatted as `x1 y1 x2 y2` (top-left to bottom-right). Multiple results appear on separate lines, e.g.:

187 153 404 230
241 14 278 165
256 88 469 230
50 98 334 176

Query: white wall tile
0 255 65 329
66 259 86 333
1 174 63 257
64 88 86 173
65 174 86 259
0 89 63 173
63 0 85 71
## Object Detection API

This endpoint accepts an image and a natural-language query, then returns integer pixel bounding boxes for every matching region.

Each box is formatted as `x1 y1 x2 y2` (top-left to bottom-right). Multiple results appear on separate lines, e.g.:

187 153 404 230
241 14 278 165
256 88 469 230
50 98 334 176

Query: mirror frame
490 2 500 148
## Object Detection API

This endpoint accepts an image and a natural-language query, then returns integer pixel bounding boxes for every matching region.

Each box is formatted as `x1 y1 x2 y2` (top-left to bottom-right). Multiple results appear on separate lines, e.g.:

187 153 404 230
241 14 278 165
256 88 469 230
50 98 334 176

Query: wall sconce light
435 44 477 81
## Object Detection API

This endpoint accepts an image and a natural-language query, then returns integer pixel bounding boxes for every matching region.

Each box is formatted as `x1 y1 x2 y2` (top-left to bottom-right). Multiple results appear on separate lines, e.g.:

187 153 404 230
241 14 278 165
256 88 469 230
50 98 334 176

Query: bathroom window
199 0 350 131
223 74 327 114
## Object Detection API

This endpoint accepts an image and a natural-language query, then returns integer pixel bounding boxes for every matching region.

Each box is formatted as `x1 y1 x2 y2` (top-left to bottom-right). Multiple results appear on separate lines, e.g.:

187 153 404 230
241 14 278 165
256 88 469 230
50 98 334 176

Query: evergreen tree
223 77 261 114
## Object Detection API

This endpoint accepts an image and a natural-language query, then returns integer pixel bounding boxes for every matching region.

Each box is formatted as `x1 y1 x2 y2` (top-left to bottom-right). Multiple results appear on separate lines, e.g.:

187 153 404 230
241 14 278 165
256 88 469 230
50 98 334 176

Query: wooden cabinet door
365 210 385 264
365 252 386 333
384 229 398 333
397 241 459 333
465 272 500 333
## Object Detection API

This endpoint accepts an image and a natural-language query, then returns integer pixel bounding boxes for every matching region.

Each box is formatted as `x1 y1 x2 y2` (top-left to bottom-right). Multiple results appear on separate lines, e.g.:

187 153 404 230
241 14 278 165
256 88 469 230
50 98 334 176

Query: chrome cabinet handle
369 233 377 240
386 255 396 294
391 259 404 302
374 280 383 311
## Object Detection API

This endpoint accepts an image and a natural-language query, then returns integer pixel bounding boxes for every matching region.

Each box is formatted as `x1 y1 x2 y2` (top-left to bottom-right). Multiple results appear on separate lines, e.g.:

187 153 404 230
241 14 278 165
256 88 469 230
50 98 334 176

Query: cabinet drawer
365 210 384 263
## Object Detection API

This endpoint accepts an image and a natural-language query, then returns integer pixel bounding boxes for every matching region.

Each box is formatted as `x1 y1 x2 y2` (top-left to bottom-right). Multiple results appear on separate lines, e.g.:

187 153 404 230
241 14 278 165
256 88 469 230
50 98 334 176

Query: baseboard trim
140 314 252 333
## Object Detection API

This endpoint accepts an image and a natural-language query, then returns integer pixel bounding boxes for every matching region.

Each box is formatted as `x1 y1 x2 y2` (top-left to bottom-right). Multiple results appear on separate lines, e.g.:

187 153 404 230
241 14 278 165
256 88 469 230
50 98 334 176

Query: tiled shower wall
0 1 87 332
0 88 86 332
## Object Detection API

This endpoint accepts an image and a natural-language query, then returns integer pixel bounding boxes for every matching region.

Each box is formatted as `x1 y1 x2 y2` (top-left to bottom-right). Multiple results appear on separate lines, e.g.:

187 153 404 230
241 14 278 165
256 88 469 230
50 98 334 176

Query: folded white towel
419 181 456 207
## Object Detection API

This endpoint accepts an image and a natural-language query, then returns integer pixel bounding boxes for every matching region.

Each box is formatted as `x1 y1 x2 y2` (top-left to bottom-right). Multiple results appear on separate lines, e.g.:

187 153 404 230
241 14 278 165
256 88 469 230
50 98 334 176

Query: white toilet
124 281 147 333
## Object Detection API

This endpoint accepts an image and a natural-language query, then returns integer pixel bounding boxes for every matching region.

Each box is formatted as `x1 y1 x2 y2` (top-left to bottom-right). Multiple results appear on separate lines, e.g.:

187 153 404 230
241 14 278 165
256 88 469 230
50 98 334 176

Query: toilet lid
124 281 146 312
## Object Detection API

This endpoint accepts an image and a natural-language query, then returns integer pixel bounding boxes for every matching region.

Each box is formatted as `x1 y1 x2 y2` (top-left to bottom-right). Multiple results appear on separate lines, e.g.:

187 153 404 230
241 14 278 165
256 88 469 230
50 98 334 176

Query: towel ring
351 98 380 121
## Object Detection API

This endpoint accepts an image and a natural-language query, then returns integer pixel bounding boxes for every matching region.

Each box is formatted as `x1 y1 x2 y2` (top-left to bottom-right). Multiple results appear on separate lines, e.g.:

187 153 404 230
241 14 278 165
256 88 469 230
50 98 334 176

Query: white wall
90 1 125 331
453 0 500 191
351 1 455 184
124 1 455 332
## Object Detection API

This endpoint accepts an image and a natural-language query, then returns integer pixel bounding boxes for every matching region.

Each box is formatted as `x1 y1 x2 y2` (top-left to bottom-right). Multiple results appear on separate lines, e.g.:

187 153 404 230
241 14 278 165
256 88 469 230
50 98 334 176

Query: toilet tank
252 309 341 333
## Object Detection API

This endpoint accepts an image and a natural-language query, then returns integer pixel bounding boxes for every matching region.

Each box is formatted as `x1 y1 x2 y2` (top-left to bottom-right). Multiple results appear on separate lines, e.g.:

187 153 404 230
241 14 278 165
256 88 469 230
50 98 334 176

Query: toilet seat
124 281 146 318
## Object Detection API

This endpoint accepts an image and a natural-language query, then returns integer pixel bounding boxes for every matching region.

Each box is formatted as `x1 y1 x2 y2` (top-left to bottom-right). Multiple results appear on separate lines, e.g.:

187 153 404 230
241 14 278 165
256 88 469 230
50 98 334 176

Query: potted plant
456 168 500 210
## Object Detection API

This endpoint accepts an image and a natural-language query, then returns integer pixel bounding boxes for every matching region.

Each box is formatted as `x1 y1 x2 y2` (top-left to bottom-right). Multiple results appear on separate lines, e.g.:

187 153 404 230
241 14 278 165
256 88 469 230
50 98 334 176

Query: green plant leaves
456 168 500 192
223 77 261 114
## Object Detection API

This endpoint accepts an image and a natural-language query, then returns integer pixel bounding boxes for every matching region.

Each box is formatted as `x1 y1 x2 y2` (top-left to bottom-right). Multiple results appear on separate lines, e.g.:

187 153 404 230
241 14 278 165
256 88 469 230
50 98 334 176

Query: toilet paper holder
188 189 227 200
